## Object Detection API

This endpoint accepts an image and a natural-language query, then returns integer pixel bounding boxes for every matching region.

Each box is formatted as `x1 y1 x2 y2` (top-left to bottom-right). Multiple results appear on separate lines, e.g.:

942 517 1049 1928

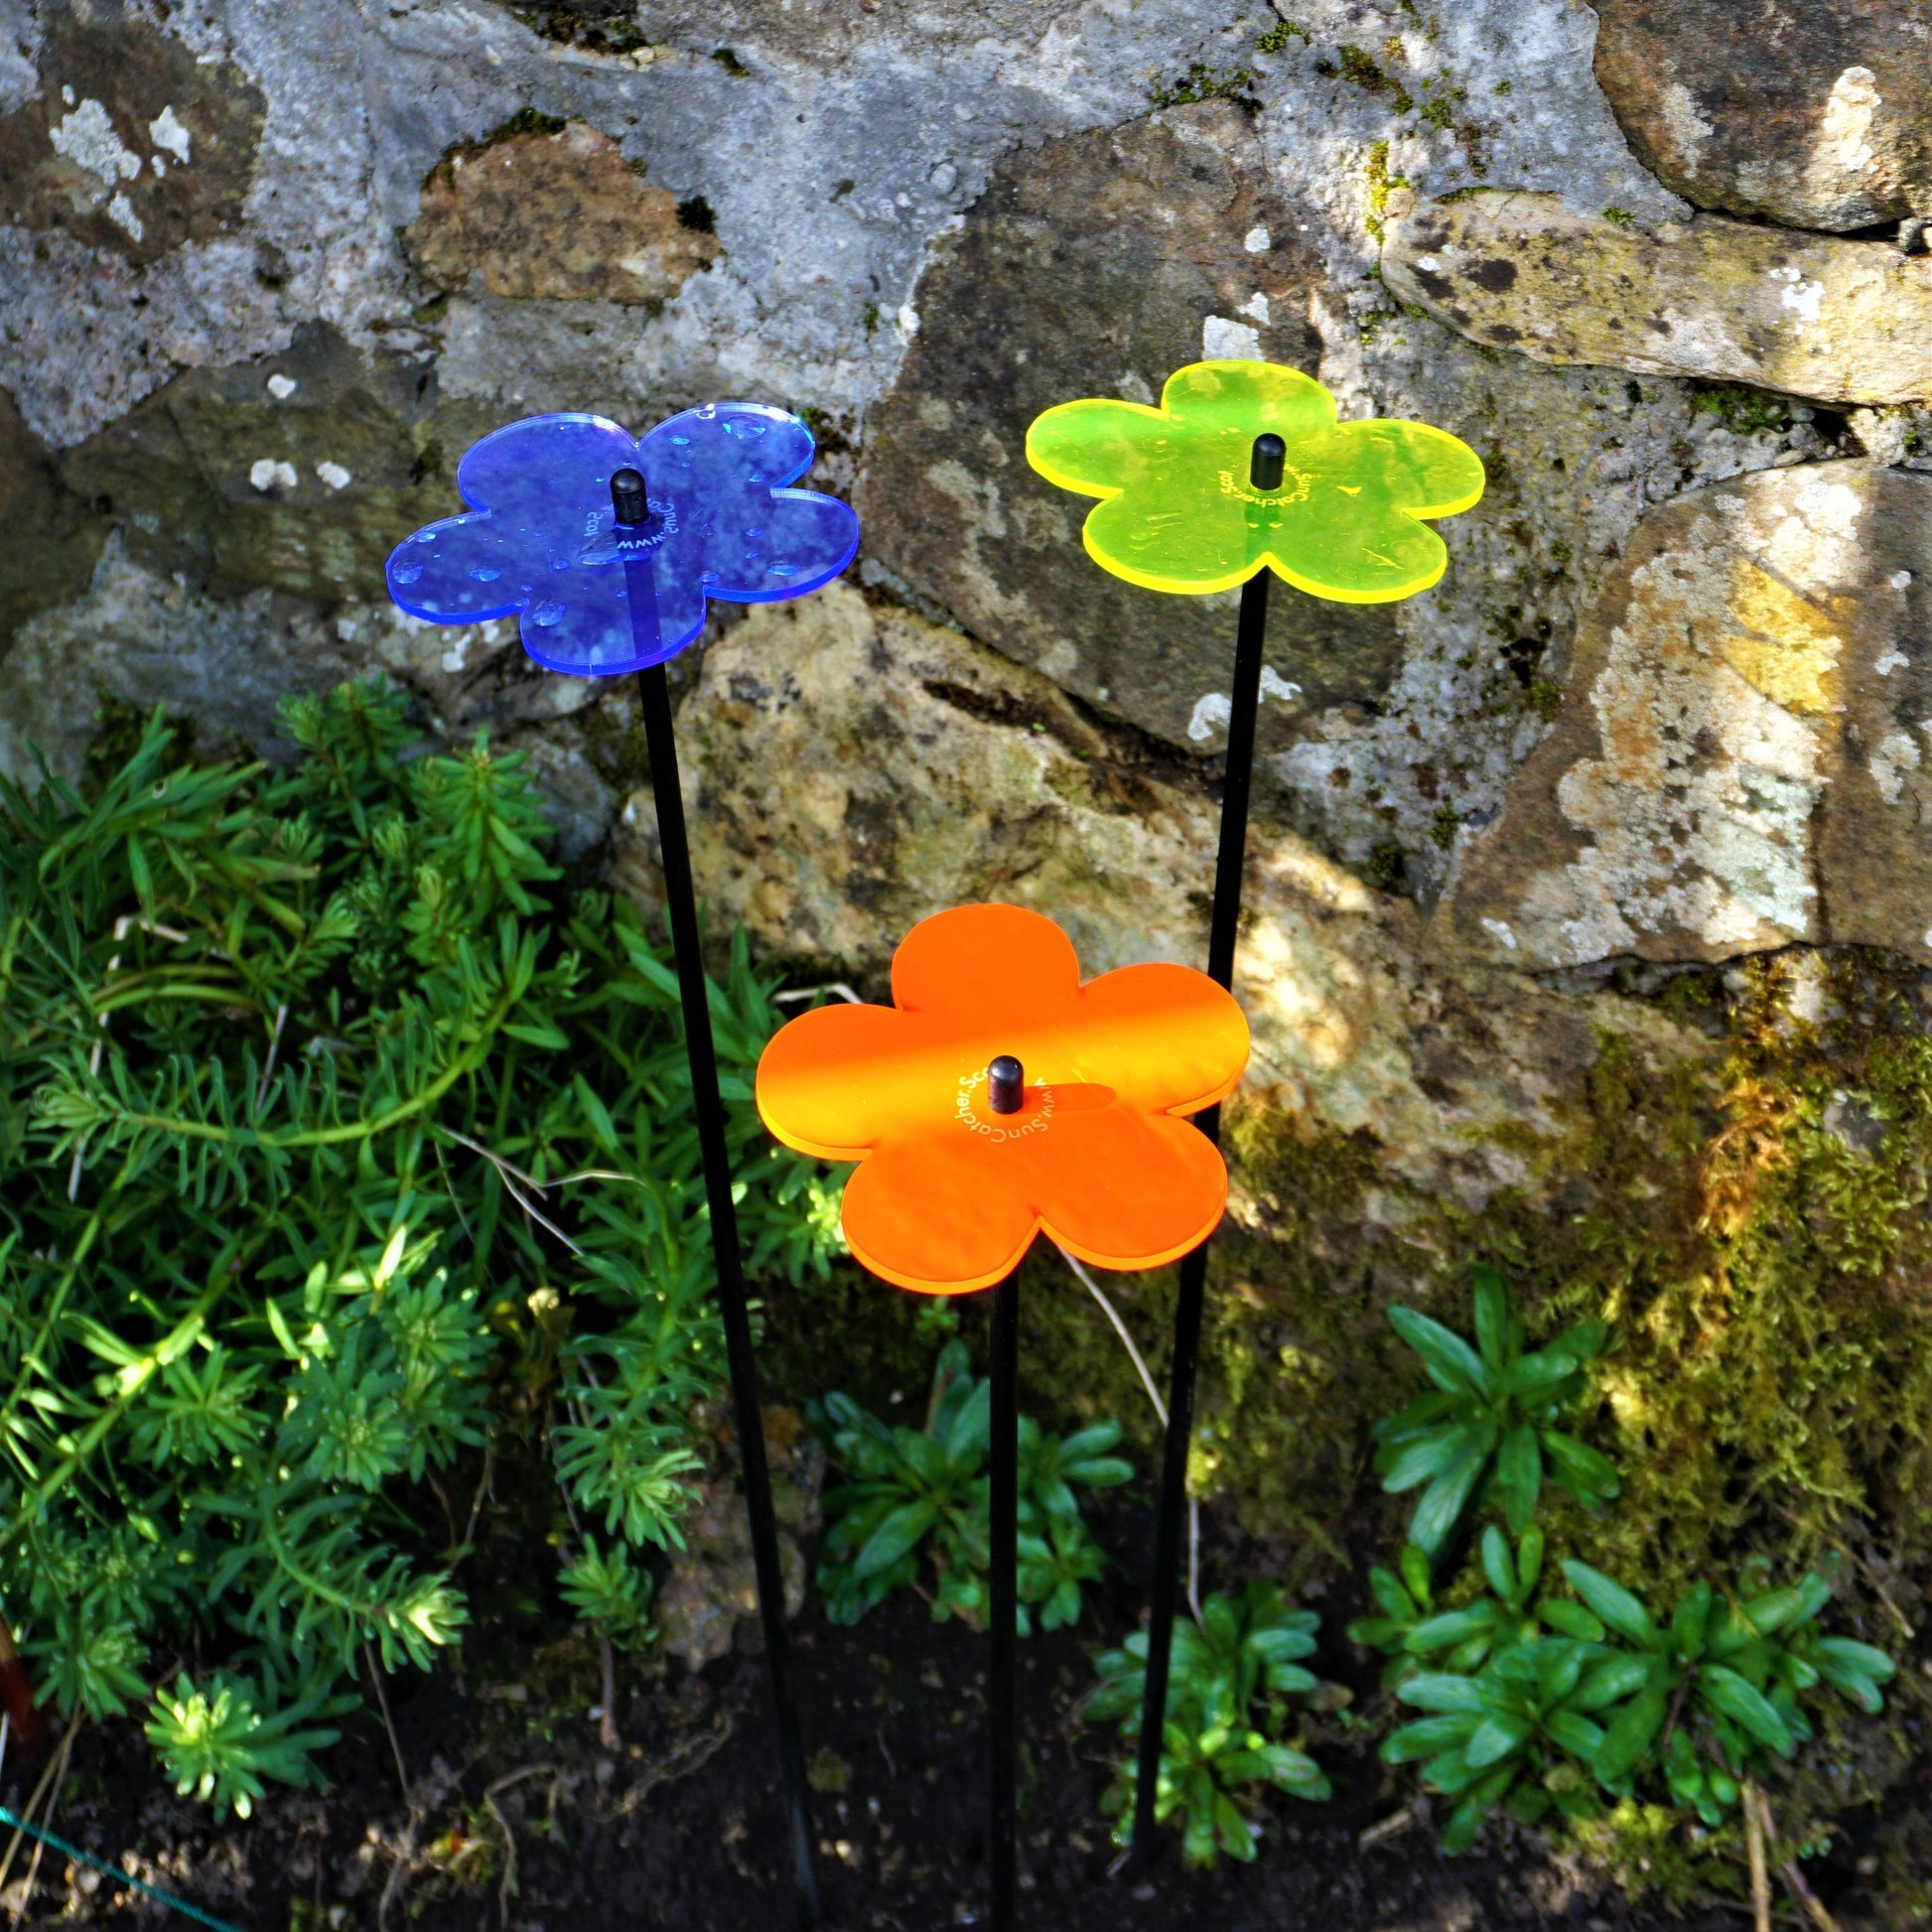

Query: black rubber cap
988 1055 1025 1116
611 468 650 525
1250 434 1287 491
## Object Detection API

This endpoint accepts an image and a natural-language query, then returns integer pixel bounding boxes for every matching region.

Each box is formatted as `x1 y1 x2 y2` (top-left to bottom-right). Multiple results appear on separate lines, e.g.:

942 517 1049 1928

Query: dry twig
365 1641 410 1800
613 1711 736 1817
481 1763 558 1930
6 1721 76 1928
1752 1784 1841 1932
1743 1778 1773 1932
0 1717 78 1907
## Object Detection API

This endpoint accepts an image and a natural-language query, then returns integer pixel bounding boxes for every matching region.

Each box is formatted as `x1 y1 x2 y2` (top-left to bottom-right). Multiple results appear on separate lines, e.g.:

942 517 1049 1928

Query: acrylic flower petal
1024 359 1484 606
1261 465 1453 604
891 905 1082 1025
458 413 639 540
385 513 551 623
1072 963 1249 1116
1337 419 1488 519
756 1003 926 1162
386 404 859 677
641 402 815 497
757 903 1249 1296
1024 399 1173 496
517 549 710 676
689 486 862 604
841 1132 1041 1295
1077 473 1261 594
1159 359 1337 439
1029 1106 1228 1273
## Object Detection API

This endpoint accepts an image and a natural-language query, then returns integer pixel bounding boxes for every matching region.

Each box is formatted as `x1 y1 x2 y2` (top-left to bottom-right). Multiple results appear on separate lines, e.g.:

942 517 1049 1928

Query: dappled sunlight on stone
1445 462 1932 966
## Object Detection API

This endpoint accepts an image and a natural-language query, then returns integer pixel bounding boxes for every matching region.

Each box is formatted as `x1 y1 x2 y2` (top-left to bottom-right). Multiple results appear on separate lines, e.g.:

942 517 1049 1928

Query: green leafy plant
1088 1584 1331 1867
0 684 841 1812
1384 1634 1643 1852
814 1340 1131 1633
146 1671 347 1819
1563 1561 1896 1825
1362 1276 1898 1864
1381 1561 1894 1851
559 1535 655 1646
1373 1264 1617 1558
1350 1526 1607 1688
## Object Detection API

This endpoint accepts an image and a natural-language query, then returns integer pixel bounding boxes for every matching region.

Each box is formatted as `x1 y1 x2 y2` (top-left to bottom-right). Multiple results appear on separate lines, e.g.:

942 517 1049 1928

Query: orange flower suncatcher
756 905 1250 1295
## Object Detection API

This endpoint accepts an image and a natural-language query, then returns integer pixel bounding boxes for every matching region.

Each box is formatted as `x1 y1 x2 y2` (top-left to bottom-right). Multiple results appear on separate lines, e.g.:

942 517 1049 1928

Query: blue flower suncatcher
385 405 861 676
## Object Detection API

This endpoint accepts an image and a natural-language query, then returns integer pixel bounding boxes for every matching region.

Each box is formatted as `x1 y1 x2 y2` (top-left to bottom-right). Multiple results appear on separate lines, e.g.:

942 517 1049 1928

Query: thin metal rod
634 659 821 1928
989 1264 1022 1932
1127 555 1272 1872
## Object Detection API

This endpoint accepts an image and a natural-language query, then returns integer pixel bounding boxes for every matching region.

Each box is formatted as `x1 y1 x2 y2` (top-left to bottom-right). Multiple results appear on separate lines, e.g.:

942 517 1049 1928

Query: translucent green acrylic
1026 360 1485 603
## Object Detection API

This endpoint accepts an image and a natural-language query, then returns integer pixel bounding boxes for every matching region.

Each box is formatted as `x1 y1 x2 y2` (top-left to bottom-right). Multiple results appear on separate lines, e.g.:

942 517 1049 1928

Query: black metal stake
987 1058 1025 1932
1127 433 1284 1873
989 1265 1022 1932
618 473 821 1928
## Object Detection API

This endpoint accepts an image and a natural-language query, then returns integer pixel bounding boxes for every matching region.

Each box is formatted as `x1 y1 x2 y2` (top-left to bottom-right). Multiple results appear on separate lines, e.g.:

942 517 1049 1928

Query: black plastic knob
988 1055 1025 1116
611 468 651 525
1250 434 1287 491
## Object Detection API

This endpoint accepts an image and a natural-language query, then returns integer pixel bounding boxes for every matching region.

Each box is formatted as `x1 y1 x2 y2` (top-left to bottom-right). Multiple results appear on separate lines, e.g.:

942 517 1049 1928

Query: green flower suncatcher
1025 358 1485 603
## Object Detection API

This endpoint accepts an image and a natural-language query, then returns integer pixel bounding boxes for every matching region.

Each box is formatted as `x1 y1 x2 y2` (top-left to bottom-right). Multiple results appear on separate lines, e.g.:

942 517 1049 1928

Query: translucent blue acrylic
384 405 861 676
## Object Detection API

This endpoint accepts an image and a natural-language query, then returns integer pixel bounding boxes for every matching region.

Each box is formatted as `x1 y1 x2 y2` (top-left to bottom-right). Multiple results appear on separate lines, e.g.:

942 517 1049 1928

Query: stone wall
8 0 1924 1098
6 0 1932 1691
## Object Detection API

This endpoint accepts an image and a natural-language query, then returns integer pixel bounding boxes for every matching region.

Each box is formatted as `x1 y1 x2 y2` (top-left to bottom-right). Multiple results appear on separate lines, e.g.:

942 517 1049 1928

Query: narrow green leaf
1409 1435 1490 1558
1464 1712 1533 1768
1594 1685 1668 1782
1388 1307 1492 1399
1471 1265 1510 1372
854 1501 936 1579
1560 1561 1657 1649
1699 1666 1794 1753
1496 1424 1542 1536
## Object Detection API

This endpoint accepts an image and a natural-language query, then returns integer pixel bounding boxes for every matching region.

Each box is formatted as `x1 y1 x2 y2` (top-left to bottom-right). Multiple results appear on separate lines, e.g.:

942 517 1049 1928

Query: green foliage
1255 18 1309 54
1374 1264 1616 1558
1386 1634 1641 1853
0 684 840 1811
1363 1271 1898 1862
1088 1585 1330 1867
1688 381 1794 437
1350 1526 1604 1689
558 1536 656 1647
146 1671 348 1820
1561 1560 1894 1813
813 1340 1131 1634
1380 1554 1893 1853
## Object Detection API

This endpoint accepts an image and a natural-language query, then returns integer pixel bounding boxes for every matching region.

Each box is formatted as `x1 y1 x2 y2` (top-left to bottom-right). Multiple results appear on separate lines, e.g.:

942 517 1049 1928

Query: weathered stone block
620 580 1704 1206
61 323 445 602
1441 461 1932 966
0 384 104 644
0 0 263 264
1384 191 1932 407
1593 0 1932 233
406 119 720 307
859 101 1403 756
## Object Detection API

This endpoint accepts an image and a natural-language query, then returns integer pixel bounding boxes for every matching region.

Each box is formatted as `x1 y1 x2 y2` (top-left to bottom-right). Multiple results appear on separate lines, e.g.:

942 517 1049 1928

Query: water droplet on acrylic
415 529 437 543
671 434 691 446
530 600 566 627
392 559 423 585
470 565 501 582
769 563 797 578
